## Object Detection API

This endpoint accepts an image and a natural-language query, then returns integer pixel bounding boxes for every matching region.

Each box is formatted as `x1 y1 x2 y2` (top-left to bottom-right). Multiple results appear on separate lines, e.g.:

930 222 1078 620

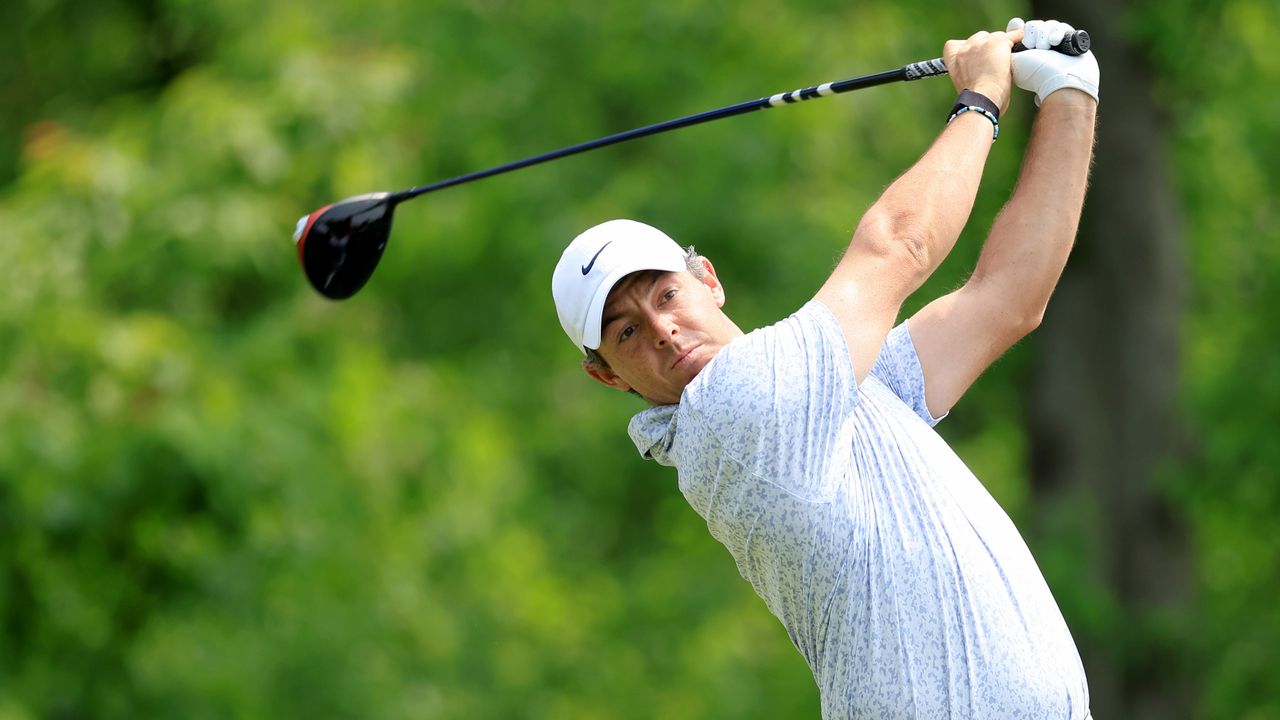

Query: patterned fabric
629 300 1090 719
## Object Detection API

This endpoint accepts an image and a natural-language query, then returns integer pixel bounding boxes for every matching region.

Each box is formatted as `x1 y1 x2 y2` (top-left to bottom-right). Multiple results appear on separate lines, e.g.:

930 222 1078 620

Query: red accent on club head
295 203 334 266
295 192 396 299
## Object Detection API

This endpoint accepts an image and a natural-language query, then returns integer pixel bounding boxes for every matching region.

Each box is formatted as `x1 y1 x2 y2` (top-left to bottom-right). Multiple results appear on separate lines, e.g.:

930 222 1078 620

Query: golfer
552 19 1098 719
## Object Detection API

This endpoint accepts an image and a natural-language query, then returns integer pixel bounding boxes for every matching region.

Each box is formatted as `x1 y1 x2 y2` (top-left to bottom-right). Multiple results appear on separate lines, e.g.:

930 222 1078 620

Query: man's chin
683 343 722 379
639 347 723 405
684 354 712 380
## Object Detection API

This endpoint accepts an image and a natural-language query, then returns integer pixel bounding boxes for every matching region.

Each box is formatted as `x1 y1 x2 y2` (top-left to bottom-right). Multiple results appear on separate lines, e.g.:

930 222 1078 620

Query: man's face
585 259 742 405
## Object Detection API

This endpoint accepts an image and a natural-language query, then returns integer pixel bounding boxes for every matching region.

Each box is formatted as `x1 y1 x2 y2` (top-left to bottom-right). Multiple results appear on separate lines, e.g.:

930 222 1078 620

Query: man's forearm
970 91 1097 327
856 110 997 285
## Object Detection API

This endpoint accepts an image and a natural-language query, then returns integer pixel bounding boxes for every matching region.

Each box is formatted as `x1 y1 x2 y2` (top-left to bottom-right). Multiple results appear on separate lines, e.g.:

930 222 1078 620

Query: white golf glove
1007 18 1100 106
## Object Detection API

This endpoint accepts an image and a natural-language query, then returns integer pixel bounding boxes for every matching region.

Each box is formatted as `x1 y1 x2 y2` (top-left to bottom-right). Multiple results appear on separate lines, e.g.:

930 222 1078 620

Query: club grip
904 28 1090 80
1014 29 1091 56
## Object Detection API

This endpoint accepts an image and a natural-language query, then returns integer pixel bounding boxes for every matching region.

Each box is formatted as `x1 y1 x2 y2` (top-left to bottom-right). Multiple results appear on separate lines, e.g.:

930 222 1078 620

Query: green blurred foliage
1141 0 1280 714
0 0 1275 717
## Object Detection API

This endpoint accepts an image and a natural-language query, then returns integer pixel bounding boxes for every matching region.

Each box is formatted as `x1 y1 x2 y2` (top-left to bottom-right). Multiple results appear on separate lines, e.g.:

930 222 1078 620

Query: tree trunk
1023 2 1193 718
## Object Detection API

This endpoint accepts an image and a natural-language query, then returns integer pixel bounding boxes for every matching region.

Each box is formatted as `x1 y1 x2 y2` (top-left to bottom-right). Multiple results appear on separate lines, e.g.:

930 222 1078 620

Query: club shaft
393 67 908 202
391 30 1089 203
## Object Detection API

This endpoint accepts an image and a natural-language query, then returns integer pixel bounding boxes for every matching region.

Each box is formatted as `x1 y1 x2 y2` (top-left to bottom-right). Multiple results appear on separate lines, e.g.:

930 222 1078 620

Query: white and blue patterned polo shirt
629 300 1090 719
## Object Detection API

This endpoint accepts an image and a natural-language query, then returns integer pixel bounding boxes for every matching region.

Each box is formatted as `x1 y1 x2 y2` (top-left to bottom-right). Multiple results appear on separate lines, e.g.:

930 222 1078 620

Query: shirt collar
627 403 679 467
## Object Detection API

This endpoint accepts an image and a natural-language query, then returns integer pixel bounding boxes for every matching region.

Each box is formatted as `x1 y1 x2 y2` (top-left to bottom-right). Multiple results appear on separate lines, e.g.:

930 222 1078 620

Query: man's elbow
1016 307 1045 337
968 285 1046 347
1006 298 1050 341
852 209 934 280
965 272 1051 341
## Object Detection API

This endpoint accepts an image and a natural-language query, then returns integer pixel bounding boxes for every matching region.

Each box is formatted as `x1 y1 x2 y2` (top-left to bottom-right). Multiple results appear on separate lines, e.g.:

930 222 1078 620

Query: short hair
583 245 705 377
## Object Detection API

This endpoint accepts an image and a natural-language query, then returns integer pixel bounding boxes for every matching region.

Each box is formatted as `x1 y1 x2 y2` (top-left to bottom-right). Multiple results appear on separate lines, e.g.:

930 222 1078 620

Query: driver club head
294 192 399 299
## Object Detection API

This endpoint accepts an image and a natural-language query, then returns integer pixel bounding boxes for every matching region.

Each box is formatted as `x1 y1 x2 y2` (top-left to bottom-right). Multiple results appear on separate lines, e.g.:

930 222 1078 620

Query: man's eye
662 289 677 302
619 326 636 342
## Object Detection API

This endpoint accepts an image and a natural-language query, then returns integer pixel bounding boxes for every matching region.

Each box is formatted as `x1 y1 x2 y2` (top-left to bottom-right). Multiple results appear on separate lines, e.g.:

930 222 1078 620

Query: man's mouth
671 344 701 370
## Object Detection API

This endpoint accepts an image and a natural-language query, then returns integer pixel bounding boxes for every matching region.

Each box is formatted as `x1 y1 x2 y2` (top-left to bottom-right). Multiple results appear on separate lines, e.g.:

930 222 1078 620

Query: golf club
294 31 1089 300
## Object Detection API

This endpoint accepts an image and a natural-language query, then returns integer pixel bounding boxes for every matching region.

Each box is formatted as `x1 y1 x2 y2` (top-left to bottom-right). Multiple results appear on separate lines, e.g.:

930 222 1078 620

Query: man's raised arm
908 19 1100 418
816 28 1020 383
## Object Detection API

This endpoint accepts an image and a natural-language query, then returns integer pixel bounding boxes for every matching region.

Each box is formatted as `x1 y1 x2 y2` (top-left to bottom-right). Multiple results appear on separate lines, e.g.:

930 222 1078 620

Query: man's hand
943 28 1021 115
1007 18 1101 106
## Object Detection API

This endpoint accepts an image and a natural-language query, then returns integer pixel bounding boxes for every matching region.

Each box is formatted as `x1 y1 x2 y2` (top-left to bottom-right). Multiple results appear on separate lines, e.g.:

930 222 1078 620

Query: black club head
294 192 398 299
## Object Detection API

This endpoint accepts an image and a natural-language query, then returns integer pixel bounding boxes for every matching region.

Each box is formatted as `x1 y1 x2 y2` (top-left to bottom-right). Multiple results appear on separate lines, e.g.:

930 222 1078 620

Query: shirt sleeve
680 300 858 503
870 321 946 427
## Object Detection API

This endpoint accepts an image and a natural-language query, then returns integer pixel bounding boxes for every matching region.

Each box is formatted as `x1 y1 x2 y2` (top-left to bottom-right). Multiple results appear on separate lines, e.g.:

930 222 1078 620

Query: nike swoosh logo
581 241 612 275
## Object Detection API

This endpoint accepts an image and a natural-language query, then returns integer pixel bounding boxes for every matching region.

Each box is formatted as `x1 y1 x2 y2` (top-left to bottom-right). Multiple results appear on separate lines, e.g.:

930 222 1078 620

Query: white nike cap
552 219 688 352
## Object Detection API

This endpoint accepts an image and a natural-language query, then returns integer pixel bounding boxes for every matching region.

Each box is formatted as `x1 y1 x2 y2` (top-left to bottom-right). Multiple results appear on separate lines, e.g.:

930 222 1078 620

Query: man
551 19 1098 719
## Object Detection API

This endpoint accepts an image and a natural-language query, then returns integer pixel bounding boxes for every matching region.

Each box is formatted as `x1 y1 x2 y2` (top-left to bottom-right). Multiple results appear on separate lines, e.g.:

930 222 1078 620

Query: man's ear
698 257 727 308
582 357 633 393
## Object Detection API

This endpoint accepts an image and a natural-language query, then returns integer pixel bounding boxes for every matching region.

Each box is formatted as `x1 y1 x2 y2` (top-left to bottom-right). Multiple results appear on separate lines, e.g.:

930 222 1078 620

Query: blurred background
1 0 1277 717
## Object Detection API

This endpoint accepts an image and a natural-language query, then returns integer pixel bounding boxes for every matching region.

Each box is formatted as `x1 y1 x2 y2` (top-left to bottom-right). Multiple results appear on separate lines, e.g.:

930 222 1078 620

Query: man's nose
649 314 678 347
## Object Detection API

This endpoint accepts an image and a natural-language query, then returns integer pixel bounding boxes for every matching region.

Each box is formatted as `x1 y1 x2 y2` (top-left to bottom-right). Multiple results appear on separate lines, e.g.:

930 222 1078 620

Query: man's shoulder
691 301 838 395
657 299 858 504
625 308 833 467
673 300 857 469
